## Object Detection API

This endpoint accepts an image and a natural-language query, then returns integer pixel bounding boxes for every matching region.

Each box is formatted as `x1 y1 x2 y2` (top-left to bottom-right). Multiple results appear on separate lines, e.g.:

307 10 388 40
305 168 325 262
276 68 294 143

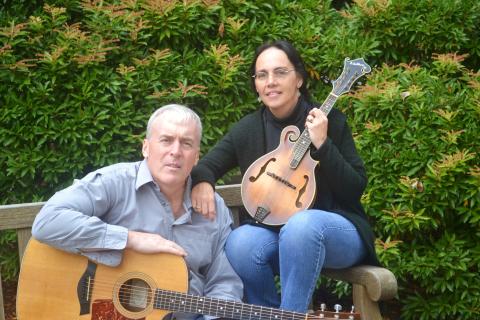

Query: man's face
142 113 200 191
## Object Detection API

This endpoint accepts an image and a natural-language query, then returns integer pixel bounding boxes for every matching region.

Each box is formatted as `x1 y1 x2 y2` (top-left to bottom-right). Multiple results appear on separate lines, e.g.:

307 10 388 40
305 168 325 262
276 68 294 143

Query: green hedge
344 56 480 319
1 1 479 319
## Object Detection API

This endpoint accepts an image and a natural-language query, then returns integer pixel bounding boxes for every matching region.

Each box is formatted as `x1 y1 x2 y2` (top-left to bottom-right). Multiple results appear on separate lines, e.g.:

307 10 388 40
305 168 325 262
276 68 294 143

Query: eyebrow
256 66 292 72
158 134 197 144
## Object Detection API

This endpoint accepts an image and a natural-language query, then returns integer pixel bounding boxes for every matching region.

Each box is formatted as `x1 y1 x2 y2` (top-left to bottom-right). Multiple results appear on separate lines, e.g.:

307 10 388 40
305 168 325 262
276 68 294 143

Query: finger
164 241 187 257
196 201 209 217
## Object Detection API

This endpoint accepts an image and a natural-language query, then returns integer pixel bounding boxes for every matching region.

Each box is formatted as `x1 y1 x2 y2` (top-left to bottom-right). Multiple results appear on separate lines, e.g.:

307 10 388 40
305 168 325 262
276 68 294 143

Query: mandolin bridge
266 171 296 190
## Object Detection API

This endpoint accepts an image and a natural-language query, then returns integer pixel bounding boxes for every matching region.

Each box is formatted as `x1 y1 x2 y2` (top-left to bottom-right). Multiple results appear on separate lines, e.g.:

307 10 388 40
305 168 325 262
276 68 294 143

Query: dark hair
249 40 311 102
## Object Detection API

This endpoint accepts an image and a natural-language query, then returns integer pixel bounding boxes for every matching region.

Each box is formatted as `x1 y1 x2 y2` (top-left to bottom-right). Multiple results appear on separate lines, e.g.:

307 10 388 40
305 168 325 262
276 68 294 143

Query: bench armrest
322 265 397 301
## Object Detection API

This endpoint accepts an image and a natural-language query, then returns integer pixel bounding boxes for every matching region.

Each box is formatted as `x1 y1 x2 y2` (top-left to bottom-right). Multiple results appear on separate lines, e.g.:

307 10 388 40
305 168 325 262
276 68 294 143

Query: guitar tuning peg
334 304 342 312
333 304 342 319
349 306 355 320
320 303 326 311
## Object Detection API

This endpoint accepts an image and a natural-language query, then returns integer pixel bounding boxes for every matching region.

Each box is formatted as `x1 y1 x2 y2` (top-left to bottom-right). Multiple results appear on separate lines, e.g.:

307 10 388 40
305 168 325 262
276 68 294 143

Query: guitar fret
154 288 308 320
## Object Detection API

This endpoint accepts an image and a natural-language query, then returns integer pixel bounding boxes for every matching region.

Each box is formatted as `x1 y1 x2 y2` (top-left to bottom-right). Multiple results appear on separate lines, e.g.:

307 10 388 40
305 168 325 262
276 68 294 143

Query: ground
2 280 16 320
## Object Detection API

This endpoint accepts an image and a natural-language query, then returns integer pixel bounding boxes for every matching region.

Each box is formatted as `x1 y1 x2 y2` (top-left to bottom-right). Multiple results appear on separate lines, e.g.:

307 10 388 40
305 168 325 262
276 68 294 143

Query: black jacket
192 99 380 266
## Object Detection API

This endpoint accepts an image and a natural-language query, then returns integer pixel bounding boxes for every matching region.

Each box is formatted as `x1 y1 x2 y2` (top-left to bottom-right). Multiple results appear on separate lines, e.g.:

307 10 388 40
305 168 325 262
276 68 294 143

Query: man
32 104 243 320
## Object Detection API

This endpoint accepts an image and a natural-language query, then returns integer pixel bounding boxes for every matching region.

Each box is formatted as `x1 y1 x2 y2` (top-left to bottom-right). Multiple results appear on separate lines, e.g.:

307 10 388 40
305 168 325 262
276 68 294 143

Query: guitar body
241 125 318 225
17 239 188 320
17 239 361 320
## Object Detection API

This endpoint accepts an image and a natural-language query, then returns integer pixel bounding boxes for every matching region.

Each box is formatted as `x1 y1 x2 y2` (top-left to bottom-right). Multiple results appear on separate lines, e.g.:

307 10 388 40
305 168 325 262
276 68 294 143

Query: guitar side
16 239 188 320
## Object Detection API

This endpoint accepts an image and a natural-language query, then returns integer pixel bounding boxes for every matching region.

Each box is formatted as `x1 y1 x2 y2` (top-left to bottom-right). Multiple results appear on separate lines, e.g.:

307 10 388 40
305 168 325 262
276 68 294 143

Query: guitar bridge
77 260 97 315
254 206 270 222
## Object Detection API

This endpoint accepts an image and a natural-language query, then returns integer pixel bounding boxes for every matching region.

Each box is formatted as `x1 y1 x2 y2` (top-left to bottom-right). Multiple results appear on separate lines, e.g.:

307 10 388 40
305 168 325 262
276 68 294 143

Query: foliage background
1 0 479 319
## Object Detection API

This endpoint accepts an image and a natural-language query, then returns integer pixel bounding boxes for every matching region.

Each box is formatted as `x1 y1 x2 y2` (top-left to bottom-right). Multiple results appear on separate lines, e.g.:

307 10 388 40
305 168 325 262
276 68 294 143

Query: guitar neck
154 288 305 320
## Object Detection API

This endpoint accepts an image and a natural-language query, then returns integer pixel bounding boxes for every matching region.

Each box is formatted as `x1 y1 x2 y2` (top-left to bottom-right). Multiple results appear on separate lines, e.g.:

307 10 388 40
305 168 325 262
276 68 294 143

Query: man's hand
191 182 216 220
126 230 187 256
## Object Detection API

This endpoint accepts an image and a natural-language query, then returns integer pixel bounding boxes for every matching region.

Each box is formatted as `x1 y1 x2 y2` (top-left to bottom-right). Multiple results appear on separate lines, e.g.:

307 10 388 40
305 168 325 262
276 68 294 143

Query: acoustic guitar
241 58 371 225
16 239 360 320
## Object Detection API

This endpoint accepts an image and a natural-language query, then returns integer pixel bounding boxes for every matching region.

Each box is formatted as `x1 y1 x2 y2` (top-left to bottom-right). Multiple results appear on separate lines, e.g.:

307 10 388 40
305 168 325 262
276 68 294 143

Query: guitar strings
78 278 353 320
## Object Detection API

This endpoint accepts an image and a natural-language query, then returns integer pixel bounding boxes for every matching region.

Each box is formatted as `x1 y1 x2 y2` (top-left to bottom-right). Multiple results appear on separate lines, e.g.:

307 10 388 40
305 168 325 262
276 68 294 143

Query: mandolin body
241 125 318 225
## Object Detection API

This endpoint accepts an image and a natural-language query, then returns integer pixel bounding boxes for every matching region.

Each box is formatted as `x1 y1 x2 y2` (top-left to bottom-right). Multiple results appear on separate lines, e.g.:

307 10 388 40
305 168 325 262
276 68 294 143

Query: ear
194 148 200 165
297 79 303 89
142 139 149 158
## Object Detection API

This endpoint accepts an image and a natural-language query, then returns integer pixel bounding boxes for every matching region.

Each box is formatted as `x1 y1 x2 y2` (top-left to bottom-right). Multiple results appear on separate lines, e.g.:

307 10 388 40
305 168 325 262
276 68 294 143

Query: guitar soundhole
118 278 152 312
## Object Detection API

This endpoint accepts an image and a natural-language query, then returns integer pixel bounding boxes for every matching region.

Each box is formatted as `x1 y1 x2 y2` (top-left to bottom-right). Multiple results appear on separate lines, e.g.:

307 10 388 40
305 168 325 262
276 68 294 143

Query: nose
266 73 277 86
170 140 182 156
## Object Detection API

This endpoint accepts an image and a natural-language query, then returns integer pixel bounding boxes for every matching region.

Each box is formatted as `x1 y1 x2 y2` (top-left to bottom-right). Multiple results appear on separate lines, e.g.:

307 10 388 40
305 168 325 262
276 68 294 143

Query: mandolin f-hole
295 175 310 208
248 157 276 182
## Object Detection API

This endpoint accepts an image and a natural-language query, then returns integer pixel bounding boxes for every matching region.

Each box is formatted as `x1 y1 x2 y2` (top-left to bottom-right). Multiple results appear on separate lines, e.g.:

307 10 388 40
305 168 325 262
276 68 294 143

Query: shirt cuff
104 224 129 250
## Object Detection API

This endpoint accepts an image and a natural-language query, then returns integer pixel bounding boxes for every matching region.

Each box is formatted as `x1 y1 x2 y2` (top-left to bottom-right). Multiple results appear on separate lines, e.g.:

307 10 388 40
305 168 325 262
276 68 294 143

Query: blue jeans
225 209 367 312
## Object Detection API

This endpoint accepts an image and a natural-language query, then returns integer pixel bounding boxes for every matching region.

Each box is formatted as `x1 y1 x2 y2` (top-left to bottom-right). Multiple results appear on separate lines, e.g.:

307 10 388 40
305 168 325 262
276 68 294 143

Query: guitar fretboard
154 288 306 320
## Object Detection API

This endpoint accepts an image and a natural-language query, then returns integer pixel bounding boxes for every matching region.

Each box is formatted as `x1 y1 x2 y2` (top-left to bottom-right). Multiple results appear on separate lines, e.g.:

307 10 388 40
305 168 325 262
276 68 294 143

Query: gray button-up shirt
32 160 243 319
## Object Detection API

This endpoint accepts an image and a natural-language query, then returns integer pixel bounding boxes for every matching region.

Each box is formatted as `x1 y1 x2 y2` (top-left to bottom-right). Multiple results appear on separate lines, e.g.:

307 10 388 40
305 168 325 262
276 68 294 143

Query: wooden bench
0 183 397 320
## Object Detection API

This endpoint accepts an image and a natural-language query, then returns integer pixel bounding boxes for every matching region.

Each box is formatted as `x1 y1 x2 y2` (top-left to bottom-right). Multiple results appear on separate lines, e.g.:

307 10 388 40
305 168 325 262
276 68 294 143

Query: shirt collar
136 159 154 190
136 159 195 222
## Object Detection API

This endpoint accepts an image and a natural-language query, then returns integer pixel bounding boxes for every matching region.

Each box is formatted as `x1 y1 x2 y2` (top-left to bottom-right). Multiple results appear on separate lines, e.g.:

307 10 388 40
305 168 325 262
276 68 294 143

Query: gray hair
146 104 202 142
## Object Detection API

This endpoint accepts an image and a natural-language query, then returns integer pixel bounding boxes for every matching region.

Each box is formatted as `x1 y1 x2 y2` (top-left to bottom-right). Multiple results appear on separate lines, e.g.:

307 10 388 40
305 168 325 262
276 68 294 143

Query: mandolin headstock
331 57 371 97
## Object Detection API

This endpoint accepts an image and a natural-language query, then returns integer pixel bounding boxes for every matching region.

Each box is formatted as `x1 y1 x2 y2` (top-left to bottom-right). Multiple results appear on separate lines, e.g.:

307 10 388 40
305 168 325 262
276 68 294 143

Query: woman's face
254 47 303 119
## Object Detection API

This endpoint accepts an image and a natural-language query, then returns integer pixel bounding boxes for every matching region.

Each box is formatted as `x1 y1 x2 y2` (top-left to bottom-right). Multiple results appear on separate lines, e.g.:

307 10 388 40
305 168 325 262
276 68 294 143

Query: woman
191 40 379 313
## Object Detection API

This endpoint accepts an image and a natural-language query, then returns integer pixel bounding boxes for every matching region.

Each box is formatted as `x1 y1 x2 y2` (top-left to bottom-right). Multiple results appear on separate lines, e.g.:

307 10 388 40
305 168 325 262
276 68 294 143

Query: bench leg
0 266 5 320
352 284 382 320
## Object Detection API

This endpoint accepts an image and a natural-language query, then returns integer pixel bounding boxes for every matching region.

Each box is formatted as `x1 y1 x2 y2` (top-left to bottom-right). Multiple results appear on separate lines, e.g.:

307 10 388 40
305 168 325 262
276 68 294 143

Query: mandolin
16 238 360 320
241 58 371 225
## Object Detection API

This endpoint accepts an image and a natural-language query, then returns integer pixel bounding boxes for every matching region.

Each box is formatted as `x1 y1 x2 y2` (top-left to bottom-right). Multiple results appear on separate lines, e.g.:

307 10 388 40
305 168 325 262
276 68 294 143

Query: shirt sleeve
32 172 129 266
200 195 243 303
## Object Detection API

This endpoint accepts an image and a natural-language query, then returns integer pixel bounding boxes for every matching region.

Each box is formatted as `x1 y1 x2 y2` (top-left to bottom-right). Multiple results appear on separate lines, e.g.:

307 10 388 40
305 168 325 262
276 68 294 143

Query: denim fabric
225 210 367 312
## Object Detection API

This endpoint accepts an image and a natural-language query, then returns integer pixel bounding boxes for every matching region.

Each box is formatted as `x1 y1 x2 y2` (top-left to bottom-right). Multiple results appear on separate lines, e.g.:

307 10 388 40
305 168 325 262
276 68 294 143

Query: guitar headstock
331 57 371 97
307 304 361 320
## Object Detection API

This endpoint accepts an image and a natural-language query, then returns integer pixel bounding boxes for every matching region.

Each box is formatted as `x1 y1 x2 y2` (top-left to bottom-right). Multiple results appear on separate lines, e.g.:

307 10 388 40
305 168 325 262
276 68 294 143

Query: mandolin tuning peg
320 74 331 84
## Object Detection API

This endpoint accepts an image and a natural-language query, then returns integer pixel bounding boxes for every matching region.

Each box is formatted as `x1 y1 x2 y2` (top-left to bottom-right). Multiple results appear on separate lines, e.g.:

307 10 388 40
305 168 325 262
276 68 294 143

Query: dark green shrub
1 1 479 319
343 0 480 68
343 54 480 319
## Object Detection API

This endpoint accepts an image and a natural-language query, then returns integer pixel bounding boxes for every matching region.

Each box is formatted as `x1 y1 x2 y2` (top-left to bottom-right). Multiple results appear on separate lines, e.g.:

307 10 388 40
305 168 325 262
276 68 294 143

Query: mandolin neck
154 288 306 320
291 92 339 169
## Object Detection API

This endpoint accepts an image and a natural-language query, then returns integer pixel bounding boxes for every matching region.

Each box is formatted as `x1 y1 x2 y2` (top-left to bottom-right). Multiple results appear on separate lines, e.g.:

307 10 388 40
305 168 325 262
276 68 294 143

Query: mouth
266 91 281 97
165 163 181 169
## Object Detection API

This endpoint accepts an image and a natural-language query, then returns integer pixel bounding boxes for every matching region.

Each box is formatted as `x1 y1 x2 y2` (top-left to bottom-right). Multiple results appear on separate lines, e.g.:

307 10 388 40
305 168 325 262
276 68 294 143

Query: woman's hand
191 182 216 220
305 108 328 149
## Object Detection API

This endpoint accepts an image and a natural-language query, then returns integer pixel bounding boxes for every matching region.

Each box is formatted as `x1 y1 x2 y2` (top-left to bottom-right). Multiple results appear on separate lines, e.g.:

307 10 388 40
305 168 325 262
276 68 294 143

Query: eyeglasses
252 68 295 81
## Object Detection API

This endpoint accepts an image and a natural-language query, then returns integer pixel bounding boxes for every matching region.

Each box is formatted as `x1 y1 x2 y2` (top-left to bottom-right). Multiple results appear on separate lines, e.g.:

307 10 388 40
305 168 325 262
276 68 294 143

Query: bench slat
0 203 44 231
